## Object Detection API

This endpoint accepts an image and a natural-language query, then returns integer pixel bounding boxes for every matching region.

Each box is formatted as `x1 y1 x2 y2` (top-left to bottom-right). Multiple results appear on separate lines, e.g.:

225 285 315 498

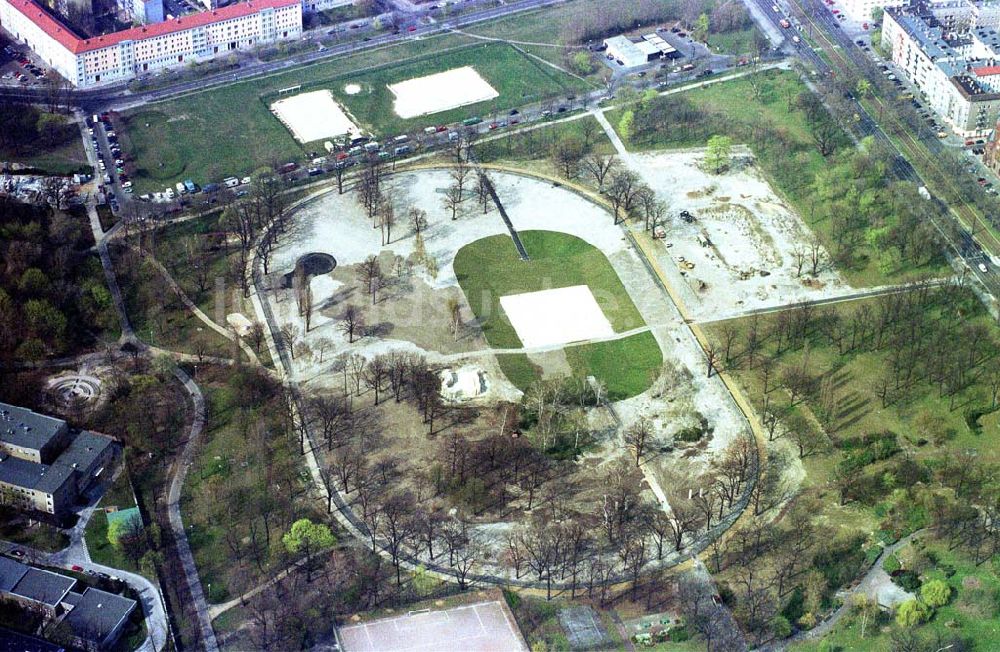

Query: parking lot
0 40 50 87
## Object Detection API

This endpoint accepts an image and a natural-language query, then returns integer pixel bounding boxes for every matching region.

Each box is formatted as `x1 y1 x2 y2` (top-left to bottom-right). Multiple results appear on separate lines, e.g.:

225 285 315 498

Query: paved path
0 477 169 652
167 367 220 652
694 278 955 324
777 531 924 647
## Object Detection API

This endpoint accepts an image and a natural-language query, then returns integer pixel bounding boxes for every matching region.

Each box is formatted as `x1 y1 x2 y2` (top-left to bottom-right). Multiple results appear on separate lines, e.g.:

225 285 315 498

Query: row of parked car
3 45 45 83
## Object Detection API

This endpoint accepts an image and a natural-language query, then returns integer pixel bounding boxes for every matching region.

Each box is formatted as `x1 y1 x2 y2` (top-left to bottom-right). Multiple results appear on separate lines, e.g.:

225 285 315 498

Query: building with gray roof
61 587 137 650
0 403 119 519
10 568 75 610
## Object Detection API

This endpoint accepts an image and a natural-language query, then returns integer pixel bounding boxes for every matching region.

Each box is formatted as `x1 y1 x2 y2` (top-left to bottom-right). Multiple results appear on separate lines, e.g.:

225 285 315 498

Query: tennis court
338 600 528 652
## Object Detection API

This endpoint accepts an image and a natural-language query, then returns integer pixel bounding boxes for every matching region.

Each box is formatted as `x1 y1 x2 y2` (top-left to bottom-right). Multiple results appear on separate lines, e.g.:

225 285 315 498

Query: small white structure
270 90 362 143
500 285 614 348
440 367 488 401
604 35 662 68
226 313 255 337
387 66 499 119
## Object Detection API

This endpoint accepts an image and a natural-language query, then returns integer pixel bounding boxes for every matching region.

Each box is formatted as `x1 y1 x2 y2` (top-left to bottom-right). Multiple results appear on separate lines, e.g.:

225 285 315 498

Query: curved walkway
166 366 220 652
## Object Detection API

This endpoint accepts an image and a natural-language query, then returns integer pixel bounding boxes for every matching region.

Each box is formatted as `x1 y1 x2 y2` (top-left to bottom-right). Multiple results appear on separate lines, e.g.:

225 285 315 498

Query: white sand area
270 90 362 143
388 66 499 119
500 285 614 348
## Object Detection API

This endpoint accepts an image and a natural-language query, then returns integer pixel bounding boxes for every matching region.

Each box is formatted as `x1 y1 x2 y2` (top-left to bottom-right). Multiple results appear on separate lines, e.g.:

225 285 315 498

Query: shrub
895 599 932 627
883 553 901 574
771 615 793 639
921 579 952 608
892 569 922 592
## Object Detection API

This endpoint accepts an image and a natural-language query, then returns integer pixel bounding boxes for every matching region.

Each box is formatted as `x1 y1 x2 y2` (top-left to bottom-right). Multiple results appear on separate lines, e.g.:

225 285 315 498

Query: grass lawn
322 42 588 137
119 35 585 193
791 540 1000 651
83 471 153 579
496 353 543 392
454 230 645 349
565 331 662 400
705 26 762 55
475 115 615 164
605 69 950 286
0 133 89 176
0 514 68 552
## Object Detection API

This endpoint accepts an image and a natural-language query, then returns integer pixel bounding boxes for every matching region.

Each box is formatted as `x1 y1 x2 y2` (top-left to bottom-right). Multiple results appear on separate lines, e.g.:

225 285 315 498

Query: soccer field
120 41 586 194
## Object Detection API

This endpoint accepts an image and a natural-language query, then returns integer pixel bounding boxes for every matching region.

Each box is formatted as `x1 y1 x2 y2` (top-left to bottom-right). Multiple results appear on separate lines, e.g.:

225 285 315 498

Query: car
771 4 779 11
832 8 839 13
71 565 84 572
863 21 869 29
856 39 865 45
10 549 24 558
436 125 448 132
979 262 989 273
489 122 498 130
509 108 519 115
407 25 417 32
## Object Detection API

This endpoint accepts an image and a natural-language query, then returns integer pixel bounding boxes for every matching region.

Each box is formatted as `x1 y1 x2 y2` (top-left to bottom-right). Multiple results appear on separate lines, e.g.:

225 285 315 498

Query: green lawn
792 541 1000 651
565 331 662 400
475 115 615 164
605 68 950 286
120 37 586 193
3 136 90 176
84 472 151 579
320 42 587 137
496 353 543 391
454 230 645 349
705 26 762 55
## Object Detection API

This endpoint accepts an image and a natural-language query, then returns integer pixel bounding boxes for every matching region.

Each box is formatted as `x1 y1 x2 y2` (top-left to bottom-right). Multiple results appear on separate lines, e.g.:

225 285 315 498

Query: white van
175 181 186 194
223 176 239 188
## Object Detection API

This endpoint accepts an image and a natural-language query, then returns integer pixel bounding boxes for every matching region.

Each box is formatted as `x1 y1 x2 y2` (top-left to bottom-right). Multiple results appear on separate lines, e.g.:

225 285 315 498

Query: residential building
0 556 75 617
61 587 137 651
0 558 137 651
121 0 164 25
882 1 1000 137
0 0 303 87
0 403 119 519
840 0 906 22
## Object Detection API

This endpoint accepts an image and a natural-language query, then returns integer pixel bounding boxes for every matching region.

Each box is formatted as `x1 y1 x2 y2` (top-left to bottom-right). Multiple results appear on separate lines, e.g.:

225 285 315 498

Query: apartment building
0 0 302 87
882 1 1000 137
0 402 118 519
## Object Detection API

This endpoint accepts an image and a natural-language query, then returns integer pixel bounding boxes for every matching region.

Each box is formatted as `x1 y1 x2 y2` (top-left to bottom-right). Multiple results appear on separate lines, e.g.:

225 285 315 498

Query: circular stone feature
282 252 336 288
46 374 102 408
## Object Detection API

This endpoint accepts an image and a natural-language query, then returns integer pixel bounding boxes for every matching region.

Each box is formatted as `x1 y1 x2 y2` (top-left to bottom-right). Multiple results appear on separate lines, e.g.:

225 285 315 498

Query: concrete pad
388 67 498 119
500 285 614 348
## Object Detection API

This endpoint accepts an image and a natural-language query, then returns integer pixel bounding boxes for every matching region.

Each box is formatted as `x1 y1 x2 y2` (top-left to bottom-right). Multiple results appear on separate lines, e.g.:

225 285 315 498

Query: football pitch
120 41 587 194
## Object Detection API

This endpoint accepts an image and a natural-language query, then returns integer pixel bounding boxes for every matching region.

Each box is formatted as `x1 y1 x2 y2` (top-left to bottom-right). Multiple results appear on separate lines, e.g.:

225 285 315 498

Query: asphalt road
0 0 574 111
746 0 1000 301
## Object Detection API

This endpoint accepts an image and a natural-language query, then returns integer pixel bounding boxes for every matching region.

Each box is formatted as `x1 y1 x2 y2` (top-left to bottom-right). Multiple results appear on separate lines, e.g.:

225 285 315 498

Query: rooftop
0 455 75 495
62 587 137 643
0 403 67 454
0 627 66 652
5 0 300 54
57 430 114 473
10 567 75 607
0 556 29 593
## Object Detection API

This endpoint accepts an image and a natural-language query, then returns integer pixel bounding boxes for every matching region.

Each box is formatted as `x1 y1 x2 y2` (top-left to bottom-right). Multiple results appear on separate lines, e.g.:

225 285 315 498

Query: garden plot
630 150 850 322
387 66 499 119
270 90 363 143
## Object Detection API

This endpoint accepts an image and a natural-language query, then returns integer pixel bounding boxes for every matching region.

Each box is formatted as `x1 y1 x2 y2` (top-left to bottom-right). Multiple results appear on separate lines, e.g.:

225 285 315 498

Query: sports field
453 230 645 350
120 41 585 193
339 601 528 652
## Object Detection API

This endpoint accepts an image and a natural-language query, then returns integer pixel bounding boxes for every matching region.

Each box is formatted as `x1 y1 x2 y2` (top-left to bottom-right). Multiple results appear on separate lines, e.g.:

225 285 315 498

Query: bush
895 599 932 627
892 569 922 592
669 625 690 642
771 615 793 639
921 579 952 608
883 553 901 574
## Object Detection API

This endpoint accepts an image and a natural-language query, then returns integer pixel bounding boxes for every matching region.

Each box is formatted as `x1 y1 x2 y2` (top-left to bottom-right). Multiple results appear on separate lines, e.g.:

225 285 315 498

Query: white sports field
270 90 362 143
500 285 614 348
338 601 528 652
388 66 499 119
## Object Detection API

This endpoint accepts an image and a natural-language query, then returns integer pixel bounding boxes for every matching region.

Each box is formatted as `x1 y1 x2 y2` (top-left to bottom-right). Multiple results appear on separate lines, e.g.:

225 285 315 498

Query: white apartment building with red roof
0 0 302 87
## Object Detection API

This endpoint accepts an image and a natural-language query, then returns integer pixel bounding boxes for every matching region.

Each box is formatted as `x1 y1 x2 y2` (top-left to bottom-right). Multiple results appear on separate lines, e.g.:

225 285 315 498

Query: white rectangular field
339 601 528 652
388 66 499 119
270 90 362 143
500 285 614 348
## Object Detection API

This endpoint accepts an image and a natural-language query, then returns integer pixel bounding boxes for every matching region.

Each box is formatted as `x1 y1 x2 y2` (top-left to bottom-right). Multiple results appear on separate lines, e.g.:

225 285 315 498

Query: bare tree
339 304 363 343
583 153 617 190
443 182 463 220
624 416 654 466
